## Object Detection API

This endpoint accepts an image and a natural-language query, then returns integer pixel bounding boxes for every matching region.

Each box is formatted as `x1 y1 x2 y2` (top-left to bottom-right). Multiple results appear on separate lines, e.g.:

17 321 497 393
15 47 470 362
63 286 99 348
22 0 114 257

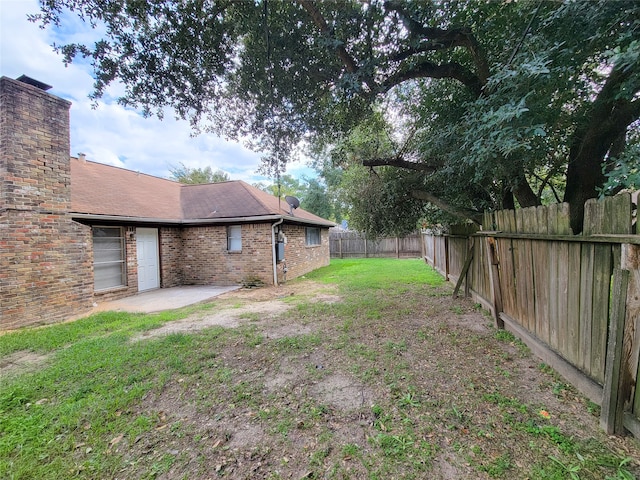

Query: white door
137 228 160 291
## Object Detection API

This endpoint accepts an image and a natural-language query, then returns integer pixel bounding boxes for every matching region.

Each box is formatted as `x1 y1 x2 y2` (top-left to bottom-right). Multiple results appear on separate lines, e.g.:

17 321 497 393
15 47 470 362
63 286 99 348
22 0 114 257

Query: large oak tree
33 0 640 233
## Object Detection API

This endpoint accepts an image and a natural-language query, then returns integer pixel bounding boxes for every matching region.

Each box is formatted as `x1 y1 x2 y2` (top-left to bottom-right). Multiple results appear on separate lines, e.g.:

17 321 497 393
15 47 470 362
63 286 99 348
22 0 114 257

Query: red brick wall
160 227 183 287
181 223 275 285
278 224 330 283
1 77 94 329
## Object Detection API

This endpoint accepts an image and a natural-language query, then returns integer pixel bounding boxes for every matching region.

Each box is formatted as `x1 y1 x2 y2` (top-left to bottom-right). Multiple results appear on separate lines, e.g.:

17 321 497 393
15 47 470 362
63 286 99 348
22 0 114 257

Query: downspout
271 217 284 286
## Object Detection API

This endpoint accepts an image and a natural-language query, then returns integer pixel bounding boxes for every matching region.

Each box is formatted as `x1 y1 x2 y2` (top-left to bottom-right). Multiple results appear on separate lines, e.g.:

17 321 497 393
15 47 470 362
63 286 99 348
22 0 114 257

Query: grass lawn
1 258 639 479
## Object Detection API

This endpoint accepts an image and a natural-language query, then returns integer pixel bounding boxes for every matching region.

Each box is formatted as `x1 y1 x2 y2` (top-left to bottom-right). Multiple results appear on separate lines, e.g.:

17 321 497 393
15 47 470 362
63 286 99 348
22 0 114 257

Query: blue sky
0 0 314 183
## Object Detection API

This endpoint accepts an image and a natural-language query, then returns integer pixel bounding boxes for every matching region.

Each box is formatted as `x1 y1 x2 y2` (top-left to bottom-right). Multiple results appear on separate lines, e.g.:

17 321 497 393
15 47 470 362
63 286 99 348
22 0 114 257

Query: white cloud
0 0 313 184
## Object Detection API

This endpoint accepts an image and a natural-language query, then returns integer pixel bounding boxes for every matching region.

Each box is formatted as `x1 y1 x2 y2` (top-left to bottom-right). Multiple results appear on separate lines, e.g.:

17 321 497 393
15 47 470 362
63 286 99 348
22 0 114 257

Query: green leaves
168 162 229 184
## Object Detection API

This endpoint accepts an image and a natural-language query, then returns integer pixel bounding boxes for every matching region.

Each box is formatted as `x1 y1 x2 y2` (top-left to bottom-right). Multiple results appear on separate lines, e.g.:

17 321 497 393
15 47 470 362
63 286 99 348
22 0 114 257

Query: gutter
271 217 284 287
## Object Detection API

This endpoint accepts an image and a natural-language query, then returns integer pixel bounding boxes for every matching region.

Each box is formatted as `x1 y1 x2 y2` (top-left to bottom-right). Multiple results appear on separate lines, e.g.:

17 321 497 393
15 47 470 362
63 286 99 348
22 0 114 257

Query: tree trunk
563 147 608 234
411 190 482 225
513 175 541 208
501 188 515 210
563 67 640 233
564 107 639 233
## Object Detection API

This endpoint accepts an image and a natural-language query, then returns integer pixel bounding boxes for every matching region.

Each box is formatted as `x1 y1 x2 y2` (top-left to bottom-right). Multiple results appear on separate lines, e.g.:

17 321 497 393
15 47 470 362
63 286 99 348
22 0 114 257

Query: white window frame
305 227 321 246
92 226 126 291
227 225 242 252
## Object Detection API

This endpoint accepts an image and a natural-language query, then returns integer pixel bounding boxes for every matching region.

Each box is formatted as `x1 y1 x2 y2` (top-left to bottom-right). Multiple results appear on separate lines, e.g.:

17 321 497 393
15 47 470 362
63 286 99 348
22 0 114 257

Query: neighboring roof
70 157 334 227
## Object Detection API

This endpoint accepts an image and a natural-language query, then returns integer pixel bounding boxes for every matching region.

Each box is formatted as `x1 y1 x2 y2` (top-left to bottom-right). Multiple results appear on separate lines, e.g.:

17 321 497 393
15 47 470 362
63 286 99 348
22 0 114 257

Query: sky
0 0 313 183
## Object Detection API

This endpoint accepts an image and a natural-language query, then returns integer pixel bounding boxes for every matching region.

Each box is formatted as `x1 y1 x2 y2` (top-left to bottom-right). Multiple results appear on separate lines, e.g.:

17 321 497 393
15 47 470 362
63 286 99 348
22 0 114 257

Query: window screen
305 227 321 246
93 227 126 290
227 225 242 251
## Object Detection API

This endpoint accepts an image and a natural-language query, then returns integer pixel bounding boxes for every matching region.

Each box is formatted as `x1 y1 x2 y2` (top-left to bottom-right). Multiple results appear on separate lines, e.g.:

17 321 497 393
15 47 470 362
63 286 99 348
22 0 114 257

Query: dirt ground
131 282 338 341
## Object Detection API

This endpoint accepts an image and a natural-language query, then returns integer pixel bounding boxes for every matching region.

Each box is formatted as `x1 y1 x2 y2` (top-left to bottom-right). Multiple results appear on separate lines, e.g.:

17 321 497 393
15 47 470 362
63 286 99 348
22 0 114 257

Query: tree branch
532 171 561 203
363 156 438 173
295 0 358 74
298 0 486 97
381 60 483 97
411 190 483 225
384 0 490 84
389 31 477 61
512 174 541 208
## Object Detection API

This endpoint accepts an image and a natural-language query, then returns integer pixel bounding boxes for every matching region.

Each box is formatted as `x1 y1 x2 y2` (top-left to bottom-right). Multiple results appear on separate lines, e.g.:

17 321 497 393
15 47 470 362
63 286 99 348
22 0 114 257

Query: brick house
1 75 334 330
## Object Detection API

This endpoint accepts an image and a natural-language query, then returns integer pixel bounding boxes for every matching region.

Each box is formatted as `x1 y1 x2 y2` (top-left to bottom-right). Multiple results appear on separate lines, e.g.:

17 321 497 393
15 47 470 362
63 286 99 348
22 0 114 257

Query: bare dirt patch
131 299 291 340
216 280 338 302
0 350 50 377
310 373 371 410
132 281 340 341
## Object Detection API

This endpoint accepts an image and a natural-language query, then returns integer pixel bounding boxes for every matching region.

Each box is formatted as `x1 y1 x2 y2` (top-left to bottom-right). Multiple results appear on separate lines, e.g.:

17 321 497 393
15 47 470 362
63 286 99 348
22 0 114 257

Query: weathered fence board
496 211 517 322
618 247 640 435
579 244 595 373
533 206 551 345
329 231 422 259
601 269 630 434
472 235 491 302
422 192 639 438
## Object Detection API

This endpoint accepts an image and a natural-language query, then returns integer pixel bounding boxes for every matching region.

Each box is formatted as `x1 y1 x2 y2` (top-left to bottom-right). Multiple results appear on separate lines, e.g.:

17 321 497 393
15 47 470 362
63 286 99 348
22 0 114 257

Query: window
227 225 242 251
305 227 321 246
93 227 126 290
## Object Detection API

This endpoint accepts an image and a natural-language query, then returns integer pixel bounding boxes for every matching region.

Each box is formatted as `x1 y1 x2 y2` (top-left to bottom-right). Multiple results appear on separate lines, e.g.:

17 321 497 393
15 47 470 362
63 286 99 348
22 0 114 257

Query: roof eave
281 215 336 227
71 213 183 225
71 212 336 227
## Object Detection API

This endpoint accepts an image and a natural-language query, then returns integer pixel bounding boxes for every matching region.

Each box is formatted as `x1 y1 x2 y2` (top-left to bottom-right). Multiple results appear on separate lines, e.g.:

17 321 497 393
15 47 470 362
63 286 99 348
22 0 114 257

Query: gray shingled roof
70 157 334 226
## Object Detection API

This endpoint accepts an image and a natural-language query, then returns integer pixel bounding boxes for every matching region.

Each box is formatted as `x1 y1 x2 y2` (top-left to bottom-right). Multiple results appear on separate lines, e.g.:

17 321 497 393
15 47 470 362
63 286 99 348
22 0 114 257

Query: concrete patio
93 285 241 314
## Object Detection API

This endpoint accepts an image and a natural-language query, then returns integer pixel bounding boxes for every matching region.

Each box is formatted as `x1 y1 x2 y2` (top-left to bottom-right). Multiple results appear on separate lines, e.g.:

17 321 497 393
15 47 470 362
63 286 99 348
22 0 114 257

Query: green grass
302 257 445 291
0 313 229 480
0 303 218 356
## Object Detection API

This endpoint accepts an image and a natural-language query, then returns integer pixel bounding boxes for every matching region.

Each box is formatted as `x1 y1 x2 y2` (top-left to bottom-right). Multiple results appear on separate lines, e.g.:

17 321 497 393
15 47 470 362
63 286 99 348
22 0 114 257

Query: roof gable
70 158 334 226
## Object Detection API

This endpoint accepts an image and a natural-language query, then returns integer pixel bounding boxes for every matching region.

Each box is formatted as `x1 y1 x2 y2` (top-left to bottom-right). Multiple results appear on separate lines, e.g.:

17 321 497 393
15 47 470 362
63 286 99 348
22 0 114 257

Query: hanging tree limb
362 156 438 173
411 190 483 225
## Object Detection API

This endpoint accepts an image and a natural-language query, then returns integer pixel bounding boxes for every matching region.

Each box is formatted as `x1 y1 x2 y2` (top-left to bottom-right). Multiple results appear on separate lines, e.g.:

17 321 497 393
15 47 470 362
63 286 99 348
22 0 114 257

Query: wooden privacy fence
330 231 422 259
423 193 640 438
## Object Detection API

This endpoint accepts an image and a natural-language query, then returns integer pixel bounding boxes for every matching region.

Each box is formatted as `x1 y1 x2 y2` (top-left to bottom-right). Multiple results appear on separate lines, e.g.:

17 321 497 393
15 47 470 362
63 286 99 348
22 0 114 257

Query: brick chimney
0 76 93 330
1 75 72 212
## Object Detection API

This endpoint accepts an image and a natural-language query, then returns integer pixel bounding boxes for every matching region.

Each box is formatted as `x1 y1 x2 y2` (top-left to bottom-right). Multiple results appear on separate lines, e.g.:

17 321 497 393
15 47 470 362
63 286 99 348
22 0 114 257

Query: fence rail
423 193 640 438
330 231 422 259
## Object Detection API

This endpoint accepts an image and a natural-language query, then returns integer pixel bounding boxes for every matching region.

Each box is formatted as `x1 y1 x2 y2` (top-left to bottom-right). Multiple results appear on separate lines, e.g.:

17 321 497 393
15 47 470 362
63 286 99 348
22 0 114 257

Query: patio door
137 228 160 291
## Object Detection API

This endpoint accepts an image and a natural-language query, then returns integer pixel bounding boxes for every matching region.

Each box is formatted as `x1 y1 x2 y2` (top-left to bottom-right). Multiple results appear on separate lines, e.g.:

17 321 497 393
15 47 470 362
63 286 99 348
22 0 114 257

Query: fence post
364 238 368 258
486 236 505 329
601 269 629 434
620 243 640 437
445 236 450 280
396 237 400 258
453 237 474 298
433 236 436 268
